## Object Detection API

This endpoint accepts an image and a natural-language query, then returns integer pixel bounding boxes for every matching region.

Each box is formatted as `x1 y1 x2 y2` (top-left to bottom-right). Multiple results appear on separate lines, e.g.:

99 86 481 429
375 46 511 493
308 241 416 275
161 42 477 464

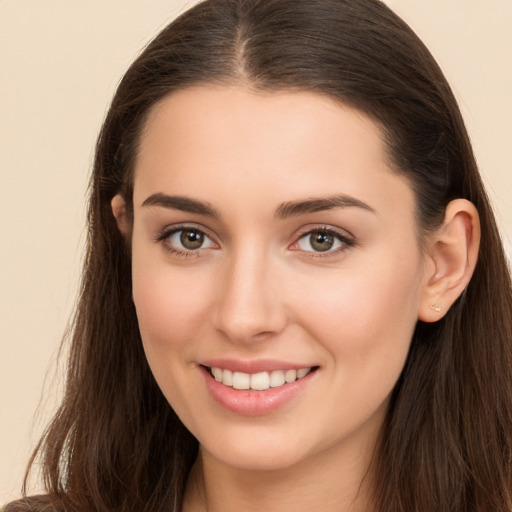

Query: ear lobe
418 199 480 322
111 194 131 239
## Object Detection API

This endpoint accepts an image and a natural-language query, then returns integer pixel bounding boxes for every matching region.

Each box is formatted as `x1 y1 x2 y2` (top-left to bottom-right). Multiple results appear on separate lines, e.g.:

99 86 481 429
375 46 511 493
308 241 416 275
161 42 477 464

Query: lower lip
200 366 316 416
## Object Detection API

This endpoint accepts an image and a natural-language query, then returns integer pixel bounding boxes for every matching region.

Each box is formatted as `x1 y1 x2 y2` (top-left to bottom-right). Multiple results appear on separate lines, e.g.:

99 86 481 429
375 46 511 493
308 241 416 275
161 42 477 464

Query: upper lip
201 358 316 374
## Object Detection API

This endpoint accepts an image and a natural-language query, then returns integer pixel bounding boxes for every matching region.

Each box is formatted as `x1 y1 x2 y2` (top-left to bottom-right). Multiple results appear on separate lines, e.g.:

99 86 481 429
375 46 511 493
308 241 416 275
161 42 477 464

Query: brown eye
309 232 334 252
296 229 349 254
180 229 204 250
164 227 216 253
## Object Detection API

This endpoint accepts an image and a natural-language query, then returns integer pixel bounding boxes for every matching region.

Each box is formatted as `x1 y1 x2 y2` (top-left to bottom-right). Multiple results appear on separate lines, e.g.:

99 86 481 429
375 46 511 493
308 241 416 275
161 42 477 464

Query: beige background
1 0 511 503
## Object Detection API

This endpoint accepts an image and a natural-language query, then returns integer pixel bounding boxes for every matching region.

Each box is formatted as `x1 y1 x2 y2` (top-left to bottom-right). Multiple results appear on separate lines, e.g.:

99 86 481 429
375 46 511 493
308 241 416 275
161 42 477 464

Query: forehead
133 85 415 226
137 86 387 173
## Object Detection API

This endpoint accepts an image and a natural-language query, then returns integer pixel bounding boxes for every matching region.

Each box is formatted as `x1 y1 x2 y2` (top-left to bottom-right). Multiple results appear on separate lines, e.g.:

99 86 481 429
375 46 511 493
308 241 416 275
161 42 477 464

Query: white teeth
232 371 250 390
209 366 313 390
250 372 270 390
297 368 311 379
285 369 297 383
222 369 233 386
269 370 286 388
212 367 223 382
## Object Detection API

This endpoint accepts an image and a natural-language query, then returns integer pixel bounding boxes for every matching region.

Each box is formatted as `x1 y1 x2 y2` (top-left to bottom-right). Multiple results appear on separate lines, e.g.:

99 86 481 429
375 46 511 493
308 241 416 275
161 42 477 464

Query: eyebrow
274 194 375 219
142 193 220 217
141 192 375 219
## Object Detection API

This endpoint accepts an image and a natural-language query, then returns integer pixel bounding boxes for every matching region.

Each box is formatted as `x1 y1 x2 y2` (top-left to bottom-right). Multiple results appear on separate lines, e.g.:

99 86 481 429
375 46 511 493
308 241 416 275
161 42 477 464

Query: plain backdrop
1 0 511 503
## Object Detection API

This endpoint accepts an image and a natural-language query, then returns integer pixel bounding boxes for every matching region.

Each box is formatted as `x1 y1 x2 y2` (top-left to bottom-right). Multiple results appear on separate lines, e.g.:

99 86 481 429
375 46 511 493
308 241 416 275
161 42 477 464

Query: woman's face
128 86 429 471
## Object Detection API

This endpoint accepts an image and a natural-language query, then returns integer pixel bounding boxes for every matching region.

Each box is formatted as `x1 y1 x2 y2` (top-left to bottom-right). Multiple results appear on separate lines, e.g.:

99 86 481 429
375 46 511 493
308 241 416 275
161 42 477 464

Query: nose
213 247 288 344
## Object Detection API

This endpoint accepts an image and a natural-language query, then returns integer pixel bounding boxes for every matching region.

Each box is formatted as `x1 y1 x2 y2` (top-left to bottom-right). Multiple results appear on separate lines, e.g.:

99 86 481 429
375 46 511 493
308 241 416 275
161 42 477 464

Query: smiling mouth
204 366 319 391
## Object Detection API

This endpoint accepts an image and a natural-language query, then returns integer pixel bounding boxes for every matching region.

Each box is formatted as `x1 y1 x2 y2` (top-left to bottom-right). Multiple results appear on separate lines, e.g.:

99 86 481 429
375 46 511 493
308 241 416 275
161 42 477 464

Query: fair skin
112 85 479 512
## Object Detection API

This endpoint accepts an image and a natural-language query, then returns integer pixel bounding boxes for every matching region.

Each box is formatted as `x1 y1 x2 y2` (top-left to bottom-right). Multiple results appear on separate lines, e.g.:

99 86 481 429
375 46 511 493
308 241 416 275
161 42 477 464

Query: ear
418 199 480 322
111 194 131 239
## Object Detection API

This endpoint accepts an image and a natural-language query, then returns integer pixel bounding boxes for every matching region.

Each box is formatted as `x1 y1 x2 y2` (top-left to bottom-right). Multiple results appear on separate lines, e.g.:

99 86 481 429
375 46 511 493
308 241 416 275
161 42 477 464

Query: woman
5 0 512 510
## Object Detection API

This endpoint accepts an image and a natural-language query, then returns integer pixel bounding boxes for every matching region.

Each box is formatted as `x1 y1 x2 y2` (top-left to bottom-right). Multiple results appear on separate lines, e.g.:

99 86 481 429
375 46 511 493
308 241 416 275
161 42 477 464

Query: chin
205 443 308 472
196 421 331 473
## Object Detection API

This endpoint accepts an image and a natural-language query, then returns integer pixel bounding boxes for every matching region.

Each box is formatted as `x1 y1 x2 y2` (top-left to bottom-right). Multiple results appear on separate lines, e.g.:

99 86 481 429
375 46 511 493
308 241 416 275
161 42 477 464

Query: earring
430 304 441 312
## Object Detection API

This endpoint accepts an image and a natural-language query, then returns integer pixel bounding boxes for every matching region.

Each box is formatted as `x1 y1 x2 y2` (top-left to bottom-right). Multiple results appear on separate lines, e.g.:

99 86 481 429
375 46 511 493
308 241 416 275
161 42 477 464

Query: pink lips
199 359 317 416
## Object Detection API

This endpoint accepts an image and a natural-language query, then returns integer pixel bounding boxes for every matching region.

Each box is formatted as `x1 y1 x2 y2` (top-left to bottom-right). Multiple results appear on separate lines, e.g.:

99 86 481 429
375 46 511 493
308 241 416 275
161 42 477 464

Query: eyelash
291 226 355 257
155 224 355 258
155 224 217 258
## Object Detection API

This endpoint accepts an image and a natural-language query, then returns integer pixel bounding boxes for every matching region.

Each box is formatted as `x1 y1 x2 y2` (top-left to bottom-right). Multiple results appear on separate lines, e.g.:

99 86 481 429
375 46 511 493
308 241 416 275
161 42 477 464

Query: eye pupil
180 229 204 249
310 232 334 252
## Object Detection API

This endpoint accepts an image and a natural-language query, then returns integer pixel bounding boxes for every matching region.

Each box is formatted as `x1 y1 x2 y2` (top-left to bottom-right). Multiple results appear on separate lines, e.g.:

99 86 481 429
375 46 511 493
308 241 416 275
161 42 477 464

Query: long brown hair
7 0 512 511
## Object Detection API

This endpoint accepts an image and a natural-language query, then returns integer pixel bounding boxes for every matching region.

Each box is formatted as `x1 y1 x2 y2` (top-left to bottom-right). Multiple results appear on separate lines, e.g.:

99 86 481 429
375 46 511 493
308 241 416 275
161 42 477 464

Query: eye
294 228 354 254
171 228 210 250
158 226 217 255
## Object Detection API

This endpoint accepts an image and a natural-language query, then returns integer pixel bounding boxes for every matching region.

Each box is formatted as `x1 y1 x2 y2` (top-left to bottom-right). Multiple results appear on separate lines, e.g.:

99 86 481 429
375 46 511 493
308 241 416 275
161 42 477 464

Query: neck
182 434 379 512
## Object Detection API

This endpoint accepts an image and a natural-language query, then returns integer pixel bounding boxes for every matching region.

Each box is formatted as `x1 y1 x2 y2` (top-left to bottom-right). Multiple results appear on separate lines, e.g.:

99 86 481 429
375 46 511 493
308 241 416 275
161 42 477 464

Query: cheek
130 254 215 419
131 252 212 357
293 253 423 366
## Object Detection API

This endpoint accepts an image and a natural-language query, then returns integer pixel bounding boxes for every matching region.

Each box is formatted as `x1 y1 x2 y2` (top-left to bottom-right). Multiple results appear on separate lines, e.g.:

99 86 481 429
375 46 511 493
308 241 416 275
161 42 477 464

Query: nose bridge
214 242 286 343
